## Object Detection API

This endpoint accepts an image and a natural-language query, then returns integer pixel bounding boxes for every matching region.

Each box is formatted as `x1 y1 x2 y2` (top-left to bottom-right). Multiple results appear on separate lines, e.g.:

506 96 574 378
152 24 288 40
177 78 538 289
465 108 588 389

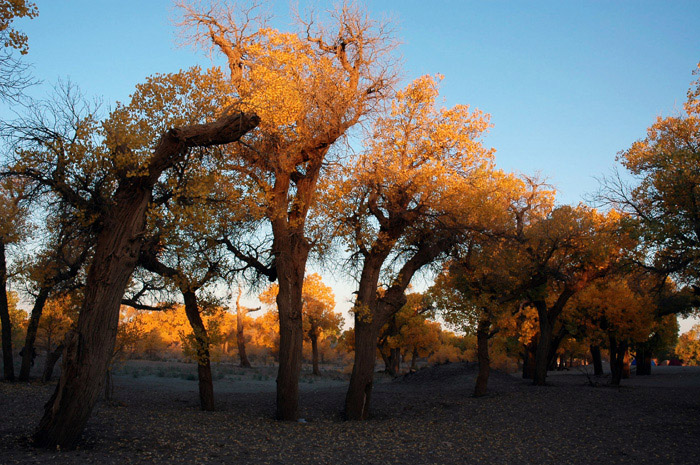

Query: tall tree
4 68 258 448
331 75 508 419
178 0 396 420
603 63 700 301
0 179 29 380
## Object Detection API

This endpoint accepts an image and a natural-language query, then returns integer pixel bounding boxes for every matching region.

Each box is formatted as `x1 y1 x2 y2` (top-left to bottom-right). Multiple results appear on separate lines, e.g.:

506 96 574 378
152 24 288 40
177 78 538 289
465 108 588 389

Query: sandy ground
1 361 699 464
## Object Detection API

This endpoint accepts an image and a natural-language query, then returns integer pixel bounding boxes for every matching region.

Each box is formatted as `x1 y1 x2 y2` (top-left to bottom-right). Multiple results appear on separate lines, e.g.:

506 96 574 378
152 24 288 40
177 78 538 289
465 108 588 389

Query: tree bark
635 346 652 376
0 240 15 381
183 290 215 411
19 286 50 381
609 335 628 386
310 328 320 376
522 341 537 379
533 301 553 386
273 228 308 421
42 343 63 382
590 345 603 376
474 314 491 397
345 319 380 420
236 293 252 368
32 111 258 449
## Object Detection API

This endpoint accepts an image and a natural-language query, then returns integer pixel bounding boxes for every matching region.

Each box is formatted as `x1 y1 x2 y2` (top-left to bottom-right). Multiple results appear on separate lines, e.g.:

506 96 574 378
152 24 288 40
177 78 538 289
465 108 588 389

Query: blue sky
8 0 700 331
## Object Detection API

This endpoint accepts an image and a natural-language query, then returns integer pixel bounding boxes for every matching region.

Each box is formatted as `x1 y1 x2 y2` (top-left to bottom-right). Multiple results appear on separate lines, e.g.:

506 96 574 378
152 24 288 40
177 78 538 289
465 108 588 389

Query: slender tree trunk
474 315 491 397
345 319 380 420
590 345 603 376
0 240 15 381
274 233 308 421
32 112 257 448
310 330 320 376
19 286 51 381
236 292 252 368
104 370 113 401
183 290 214 411
42 343 63 382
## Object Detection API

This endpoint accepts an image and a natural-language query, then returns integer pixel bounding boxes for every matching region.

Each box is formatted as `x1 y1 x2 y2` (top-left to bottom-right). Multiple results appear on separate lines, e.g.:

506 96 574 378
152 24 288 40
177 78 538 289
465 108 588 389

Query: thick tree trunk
345 319 380 420
33 111 257 449
635 346 652 376
609 335 628 386
19 286 51 381
183 290 215 411
236 294 252 368
590 345 603 376
0 240 15 381
310 331 320 376
474 315 491 397
33 185 151 448
42 343 63 382
274 234 308 421
533 302 553 386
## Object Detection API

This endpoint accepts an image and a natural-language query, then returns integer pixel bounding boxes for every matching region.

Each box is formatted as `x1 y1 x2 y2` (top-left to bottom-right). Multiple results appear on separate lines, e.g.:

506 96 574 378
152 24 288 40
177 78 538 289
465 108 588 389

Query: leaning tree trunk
42 342 64 382
32 111 258 449
590 345 603 376
183 290 215 411
345 318 381 420
273 231 309 421
474 315 491 397
0 240 15 381
236 293 252 368
33 183 153 448
19 286 50 381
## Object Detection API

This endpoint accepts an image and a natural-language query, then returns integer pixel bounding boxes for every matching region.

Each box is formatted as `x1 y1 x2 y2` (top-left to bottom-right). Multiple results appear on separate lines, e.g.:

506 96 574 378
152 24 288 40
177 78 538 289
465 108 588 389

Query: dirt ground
1 361 699 464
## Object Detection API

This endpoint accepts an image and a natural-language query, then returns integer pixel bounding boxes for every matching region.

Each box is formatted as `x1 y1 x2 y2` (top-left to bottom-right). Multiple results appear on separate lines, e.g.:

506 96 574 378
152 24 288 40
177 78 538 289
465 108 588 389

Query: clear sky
7 0 700 331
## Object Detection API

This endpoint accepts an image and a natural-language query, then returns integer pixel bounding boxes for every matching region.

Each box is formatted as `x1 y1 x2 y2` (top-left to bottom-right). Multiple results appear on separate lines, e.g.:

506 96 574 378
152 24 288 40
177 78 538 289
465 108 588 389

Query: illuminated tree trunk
33 111 258 449
183 290 214 411
474 314 491 397
345 319 381 420
0 240 14 381
19 286 50 381
590 345 603 376
273 228 309 421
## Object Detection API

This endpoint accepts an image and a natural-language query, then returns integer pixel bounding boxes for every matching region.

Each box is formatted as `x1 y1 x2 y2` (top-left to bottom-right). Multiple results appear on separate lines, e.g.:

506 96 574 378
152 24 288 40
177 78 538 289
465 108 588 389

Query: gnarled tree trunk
273 229 309 421
32 111 258 449
345 319 381 420
609 334 628 386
